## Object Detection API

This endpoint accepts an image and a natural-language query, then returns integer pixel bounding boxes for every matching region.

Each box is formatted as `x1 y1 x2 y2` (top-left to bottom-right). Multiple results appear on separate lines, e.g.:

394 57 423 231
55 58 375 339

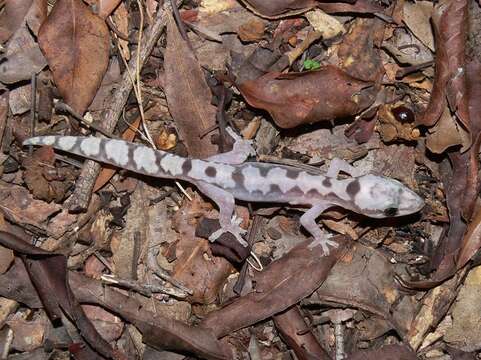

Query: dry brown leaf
0 181 62 232
237 18 265 42
164 12 217 158
82 304 124 342
403 1 434 51
426 106 470 154
98 0 122 19
201 238 351 337
238 0 318 18
338 17 384 82
238 66 374 129
22 146 77 203
305 8 345 40
38 0 110 115
0 24 47 84
0 0 32 43
7 313 49 352
417 0 468 129
172 194 234 304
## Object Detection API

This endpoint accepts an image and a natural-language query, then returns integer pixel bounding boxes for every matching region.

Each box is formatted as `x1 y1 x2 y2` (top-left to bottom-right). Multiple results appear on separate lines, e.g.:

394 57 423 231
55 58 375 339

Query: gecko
24 130 424 255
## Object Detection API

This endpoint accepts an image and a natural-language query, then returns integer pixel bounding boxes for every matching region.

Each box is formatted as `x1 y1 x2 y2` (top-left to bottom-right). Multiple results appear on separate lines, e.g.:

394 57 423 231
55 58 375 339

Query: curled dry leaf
238 66 374 129
38 0 110 115
417 0 469 131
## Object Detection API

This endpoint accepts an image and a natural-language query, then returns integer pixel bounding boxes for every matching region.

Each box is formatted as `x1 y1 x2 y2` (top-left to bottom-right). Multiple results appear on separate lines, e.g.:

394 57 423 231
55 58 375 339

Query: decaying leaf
417 0 469 131
0 231 122 359
164 12 218 158
172 194 235 304
111 2 130 60
38 0 110 114
426 106 470 154
0 25 47 84
0 0 37 43
201 237 350 337
273 307 330 359
305 8 345 40
338 17 384 82
238 0 318 18
403 1 434 51
0 181 62 233
98 0 123 19
22 146 77 203
237 18 265 42
238 66 375 128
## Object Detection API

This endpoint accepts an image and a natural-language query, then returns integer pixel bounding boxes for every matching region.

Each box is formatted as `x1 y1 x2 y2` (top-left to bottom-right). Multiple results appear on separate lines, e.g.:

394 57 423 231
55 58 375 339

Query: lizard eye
384 207 398 216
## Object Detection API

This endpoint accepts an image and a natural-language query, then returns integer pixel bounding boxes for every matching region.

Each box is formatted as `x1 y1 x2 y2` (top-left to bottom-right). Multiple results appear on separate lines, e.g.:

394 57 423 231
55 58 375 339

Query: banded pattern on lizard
24 133 424 255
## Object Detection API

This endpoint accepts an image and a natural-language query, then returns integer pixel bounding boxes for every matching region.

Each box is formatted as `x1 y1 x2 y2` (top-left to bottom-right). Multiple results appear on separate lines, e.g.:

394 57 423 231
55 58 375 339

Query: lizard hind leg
195 181 248 247
299 202 339 256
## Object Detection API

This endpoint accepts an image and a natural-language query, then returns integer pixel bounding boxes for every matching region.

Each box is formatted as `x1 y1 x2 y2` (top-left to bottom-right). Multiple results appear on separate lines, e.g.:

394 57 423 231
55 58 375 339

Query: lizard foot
209 215 248 247
308 236 339 256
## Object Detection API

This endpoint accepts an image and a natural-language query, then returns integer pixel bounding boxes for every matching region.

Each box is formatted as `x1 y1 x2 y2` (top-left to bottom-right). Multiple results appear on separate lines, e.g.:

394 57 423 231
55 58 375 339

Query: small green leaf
303 59 321 70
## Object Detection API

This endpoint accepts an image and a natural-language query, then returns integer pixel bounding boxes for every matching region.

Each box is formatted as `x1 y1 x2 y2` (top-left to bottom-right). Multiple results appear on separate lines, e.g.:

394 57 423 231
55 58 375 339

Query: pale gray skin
24 134 424 255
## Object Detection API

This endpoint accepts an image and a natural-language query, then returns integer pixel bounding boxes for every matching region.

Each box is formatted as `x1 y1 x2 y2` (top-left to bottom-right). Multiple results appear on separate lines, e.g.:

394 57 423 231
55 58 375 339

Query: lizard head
349 174 424 218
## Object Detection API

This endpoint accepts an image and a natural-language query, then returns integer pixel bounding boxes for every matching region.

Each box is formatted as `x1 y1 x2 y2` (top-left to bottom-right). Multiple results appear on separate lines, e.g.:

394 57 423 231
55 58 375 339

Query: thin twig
55 102 116 138
101 274 188 298
106 16 130 41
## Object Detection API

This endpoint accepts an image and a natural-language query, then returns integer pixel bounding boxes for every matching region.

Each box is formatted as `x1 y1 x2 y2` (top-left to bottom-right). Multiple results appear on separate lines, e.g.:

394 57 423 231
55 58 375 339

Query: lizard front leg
300 202 339 255
206 127 255 165
327 158 364 178
195 181 248 246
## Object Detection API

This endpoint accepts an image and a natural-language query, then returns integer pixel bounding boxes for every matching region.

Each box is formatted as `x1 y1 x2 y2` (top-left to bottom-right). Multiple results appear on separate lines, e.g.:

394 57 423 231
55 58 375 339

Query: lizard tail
23 136 178 178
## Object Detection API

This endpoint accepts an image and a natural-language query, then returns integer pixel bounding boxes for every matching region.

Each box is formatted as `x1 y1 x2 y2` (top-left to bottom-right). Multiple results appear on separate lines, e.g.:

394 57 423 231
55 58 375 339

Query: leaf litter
0 0 481 359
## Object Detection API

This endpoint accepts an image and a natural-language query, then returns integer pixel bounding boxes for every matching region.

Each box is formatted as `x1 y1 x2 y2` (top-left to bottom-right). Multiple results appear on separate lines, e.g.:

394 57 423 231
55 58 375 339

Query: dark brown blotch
270 184 282 193
182 159 192 174
127 144 135 167
286 169 299 179
259 166 270 177
232 170 245 188
289 185 304 196
322 178 332 187
205 166 217 177
306 188 320 197
346 179 360 198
